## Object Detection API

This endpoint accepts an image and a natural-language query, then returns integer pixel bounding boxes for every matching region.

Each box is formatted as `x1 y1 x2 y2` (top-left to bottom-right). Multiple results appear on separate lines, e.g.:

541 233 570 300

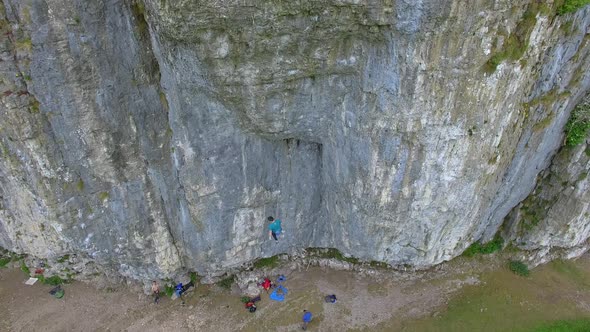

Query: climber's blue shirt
268 219 282 233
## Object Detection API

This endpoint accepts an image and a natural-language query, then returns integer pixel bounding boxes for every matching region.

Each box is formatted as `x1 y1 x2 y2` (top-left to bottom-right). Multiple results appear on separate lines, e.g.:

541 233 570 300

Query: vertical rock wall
505 94 590 263
0 0 588 280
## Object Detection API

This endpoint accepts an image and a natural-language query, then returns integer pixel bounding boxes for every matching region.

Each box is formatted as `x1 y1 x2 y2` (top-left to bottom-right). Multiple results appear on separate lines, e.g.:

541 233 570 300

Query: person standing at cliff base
267 216 283 242
301 310 313 330
151 281 160 304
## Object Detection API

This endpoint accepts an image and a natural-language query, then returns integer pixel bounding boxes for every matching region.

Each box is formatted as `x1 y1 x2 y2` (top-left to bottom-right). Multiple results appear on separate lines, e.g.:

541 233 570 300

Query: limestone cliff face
505 94 590 264
0 0 589 280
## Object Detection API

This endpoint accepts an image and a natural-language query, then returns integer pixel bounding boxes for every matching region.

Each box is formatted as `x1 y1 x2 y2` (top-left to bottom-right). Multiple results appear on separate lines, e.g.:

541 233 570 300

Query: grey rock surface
0 0 589 281
505 94 590 264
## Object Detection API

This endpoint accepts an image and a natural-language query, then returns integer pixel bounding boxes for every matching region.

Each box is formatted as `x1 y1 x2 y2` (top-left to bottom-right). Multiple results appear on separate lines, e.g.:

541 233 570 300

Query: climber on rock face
267 216 283 243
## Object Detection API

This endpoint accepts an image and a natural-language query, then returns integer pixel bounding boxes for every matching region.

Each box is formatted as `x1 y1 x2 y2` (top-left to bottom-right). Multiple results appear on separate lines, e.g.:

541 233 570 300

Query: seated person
261 278 272 291
324 294 337 303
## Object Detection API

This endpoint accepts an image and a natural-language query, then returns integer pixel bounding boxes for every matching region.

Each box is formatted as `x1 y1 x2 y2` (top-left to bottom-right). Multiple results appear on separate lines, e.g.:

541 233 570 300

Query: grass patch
164 283 175 297
531 318 590 331
20 260 30 275
29 100 40 114
216 275 235 290
15 38 32 52
509 260 530 277
518 194 554 232
557 0 590 15
463 235 504 257
76 179 84 191
532 113 555 132
484 4 541 73
37 275 66 286
190 271 199 284
483 2 564 73
130 0 149 39
565 101 590 147
0 257 10 267
400 264 588 331
306 247 360 264
550 260 590 288
159 92 169 112
253 255 280 269
98 192 109 201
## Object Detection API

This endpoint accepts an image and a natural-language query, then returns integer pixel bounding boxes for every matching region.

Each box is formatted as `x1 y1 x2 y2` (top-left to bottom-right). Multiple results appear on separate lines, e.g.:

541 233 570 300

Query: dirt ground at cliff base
2 255 590 331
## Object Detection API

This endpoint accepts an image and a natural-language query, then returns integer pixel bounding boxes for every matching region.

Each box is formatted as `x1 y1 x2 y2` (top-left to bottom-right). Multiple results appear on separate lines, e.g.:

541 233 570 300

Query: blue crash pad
270 285 288 302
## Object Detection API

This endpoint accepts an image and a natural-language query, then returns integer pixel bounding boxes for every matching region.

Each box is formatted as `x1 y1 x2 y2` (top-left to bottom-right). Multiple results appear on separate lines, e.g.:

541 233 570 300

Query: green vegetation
20 260 30 275
159 92 169 112
306 247 360 264
528 90 572 111
98 192 109 201
253 255 280 269
550 259 590 288
216 275 235 290
400 261 590 331
557 0 590 15
0 257 10 267
482 1 588 73
15 38 32 52
369 260 389 269
565 101 590 147
190 271 199 284
0 251 25 266
37 275 66 286
518 194 554 232
532 318 590 331
164 283 175 297
484 4 542 73
509 260 530 277
56 255 70 263
29 100 40 114
76 179 84 191
532 114 555 132
130 0 149 38
463 235 504 257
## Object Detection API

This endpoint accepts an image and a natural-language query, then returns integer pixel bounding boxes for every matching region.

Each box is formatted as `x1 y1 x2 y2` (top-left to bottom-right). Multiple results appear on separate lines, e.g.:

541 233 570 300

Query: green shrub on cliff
565 102 590 147
0 257 10 268
20 260 30 275
164 284 174 297
37 275 66 285
253 255 280 269
557 0 590 15
509 260 530 277
216 275 235 290
484 4 541 73
463 235 504 257
484 0 589 73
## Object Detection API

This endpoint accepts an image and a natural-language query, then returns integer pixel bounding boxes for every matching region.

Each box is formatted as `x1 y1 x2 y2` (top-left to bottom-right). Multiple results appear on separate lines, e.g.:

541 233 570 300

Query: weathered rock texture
505 94 590 264
0 0 589 280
